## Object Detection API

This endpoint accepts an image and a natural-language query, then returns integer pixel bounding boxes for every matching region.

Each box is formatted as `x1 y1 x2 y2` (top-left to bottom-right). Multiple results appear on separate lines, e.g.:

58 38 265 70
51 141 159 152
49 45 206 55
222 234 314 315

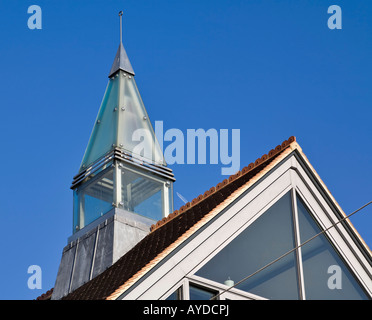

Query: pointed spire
108 11 135 77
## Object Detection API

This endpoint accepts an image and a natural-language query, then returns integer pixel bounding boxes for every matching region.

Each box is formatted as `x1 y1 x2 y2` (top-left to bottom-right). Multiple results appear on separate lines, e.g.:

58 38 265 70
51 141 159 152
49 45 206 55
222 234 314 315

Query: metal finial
119 11 123 44
108 10 135 77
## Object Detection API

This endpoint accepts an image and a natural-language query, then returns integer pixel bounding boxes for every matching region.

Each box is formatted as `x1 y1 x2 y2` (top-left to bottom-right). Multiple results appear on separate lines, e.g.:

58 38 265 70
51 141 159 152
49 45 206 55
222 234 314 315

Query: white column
113 161 122 207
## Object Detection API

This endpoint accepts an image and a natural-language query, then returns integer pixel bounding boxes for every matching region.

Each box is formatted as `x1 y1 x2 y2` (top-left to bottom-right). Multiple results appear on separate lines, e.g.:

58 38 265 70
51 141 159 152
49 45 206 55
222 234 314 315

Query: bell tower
52 12 175 300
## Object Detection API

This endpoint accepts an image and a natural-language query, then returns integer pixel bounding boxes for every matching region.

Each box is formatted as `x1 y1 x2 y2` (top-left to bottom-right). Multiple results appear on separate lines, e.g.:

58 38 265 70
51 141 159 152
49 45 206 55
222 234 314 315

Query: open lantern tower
72 11 175 232
52 12 175 300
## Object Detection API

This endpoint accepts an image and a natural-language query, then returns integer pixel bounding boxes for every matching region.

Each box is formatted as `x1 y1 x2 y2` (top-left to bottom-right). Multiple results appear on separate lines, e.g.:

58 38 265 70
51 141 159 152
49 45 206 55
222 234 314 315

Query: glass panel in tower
80 77 119 170
73 166 114 232
117 75 165 166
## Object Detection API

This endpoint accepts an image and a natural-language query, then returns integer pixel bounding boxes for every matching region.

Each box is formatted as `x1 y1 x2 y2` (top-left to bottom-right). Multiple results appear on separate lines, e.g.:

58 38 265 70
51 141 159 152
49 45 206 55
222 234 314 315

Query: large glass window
195 192 300 300
297 197 369 300
194 191 369 300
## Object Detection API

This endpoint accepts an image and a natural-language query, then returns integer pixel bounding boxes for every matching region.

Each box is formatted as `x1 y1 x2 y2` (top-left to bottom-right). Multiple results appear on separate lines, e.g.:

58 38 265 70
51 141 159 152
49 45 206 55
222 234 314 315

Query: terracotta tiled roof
150 137 296 233
62 136 296 300
36 288 53 300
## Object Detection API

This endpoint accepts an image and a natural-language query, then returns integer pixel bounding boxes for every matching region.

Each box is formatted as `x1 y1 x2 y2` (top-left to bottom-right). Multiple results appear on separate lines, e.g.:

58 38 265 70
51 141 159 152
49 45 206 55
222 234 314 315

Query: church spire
108 11 135 77
73 10 174 232
52 11 175 300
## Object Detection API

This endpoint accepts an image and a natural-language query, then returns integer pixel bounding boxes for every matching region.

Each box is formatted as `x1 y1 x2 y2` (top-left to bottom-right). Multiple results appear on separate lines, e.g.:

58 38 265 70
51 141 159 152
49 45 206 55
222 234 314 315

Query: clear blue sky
0 0 371 300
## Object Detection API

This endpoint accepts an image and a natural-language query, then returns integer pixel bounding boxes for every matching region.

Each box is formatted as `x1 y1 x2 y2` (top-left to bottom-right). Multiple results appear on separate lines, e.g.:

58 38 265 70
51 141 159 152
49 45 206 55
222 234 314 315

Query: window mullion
183 280 190 300
291 188 306 300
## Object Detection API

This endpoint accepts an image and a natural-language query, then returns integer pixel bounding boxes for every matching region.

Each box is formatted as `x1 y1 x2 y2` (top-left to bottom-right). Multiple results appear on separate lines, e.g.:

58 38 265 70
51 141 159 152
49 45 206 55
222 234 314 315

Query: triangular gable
118 140 372 300
62 137 372 300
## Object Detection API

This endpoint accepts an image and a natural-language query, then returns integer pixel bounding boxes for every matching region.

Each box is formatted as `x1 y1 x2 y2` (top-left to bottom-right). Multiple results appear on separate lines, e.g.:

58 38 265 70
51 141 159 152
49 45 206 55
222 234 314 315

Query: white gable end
118 150 372 300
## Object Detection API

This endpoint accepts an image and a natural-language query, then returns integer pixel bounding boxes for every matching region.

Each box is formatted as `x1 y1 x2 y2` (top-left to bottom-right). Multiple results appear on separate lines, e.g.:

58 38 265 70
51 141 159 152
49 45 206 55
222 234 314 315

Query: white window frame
160 275 265 300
